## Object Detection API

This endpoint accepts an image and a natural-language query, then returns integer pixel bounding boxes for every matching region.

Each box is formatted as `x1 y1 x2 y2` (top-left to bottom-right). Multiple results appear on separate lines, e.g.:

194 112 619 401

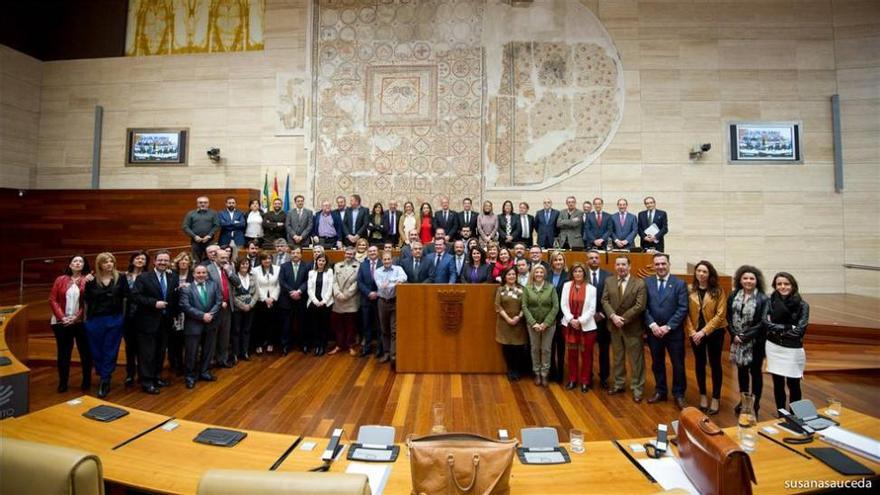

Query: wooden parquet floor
26 346 880 443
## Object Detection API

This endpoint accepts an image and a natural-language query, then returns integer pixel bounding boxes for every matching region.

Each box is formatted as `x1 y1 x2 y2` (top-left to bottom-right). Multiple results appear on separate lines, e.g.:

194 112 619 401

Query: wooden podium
395 251 657 374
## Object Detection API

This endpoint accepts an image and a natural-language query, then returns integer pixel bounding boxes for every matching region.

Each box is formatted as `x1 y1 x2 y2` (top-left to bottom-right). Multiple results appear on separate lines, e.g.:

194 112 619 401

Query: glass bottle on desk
738 392 758 452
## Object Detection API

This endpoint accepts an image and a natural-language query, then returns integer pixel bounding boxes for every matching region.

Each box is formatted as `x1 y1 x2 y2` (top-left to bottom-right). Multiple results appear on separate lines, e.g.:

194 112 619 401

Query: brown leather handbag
409 433 518 495
677 407 757 495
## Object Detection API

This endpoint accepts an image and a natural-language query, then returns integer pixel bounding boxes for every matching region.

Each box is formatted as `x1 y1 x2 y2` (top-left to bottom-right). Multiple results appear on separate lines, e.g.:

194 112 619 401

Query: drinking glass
570 429 585 454
826 398 842 418
431 403 447 434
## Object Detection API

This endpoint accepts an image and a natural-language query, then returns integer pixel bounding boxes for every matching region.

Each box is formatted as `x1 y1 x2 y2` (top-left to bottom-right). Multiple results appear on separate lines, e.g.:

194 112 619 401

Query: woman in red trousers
560 263 597 393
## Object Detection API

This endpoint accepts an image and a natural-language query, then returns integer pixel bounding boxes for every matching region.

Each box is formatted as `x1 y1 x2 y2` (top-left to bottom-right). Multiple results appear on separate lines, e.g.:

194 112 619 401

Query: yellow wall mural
125 0 264 56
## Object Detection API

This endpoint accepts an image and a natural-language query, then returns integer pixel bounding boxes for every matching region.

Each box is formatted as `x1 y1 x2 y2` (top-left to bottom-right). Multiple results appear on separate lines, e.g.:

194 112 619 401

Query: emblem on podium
437 290 467 333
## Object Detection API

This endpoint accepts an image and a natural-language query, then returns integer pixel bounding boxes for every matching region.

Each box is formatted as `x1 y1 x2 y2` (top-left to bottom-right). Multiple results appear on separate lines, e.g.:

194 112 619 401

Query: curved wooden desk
0 305 29 418
2 396 878 494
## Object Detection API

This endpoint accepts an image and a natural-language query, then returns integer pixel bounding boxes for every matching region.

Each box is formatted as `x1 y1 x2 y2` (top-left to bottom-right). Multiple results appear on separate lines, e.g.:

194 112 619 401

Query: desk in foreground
275 436 658 495
3 398 878 494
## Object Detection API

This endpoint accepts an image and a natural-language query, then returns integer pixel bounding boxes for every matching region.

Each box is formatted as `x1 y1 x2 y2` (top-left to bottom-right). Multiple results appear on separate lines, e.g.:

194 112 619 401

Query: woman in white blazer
306 253 335 356
253 253 280 354
560 263 597 393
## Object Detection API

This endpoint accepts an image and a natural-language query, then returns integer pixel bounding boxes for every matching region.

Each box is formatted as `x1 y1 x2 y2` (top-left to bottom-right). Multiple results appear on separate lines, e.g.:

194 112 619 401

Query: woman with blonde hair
399 201 417 247
168 251 194 375
354 237 370 263
522 264 559 386
83 252 129 398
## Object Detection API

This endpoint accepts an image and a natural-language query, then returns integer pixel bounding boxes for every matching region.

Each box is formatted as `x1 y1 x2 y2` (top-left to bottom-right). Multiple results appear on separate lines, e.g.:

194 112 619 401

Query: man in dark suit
218 196 246 260
450 240 467 281
644 253 689 409
610 198 638 250
457 197 478 240
637 196 669 253
206 249 241 367
535 198 560 249
584 197 613 251
335 195 348 227
581 200 593 226
424 239 456 283
515 202 535 246
601 255 647 403
179 264 222 389
278 247 309 354
132 250 180 395
397 229 421 261
245 240 261 273
383 200 402 246
312 200 344 249
527 246 551 274
433 197 459 242
586 250 612 388
285 194 313 248
343 194 370 246
401 242 434 283
357 246 382 356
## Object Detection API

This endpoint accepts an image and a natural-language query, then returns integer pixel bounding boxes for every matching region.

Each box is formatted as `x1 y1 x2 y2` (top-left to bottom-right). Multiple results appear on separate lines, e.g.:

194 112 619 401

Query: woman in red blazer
48 255 92 393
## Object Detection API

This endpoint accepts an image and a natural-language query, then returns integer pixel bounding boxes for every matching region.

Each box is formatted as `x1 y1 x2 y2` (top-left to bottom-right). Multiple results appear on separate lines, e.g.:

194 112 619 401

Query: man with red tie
207 249 240 368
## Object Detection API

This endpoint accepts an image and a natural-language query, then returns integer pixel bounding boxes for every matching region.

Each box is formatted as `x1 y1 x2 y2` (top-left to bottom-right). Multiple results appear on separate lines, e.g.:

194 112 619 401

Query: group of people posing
47 193 809 419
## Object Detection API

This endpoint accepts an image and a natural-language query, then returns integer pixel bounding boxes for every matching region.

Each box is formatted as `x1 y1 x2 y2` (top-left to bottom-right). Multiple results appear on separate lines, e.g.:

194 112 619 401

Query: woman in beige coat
331 246 361 356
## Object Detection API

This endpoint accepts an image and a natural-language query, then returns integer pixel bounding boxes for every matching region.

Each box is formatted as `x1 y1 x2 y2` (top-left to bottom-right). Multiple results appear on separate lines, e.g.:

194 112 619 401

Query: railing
843 264 880 272
19 245 191 304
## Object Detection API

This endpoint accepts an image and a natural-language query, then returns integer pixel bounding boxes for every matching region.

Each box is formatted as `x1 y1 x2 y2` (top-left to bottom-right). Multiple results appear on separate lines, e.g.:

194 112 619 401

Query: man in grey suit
179 265 222 388
556 196 584 250
206 249 241 369
285 195 313 248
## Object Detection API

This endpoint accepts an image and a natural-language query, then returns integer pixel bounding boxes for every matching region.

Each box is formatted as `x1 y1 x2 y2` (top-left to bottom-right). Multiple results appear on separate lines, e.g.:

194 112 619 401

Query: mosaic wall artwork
125 0 264 56
311 0 623 202
486 39 622 188
311 0 484 206
276 72 308 136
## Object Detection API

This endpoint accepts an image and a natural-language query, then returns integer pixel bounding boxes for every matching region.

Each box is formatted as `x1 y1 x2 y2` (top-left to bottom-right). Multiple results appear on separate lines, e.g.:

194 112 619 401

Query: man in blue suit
637 196 669 253
644 253 689 409
534 198 559 249
584 197 613 250
279 248 309 355
179 265 222 389
357 246 382 356
311 200 343 249
610 198 638 250
586 250 613 388
424 239 456 283
218 197 246 260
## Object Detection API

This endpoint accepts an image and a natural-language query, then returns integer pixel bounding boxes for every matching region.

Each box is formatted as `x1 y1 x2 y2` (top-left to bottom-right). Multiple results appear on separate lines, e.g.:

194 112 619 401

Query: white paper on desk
638 457 699 495
644 223 660 237
346 462 391 495
819 426 880 463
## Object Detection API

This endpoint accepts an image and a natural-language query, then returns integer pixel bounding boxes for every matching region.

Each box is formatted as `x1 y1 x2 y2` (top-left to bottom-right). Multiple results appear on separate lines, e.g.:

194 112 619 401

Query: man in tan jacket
601 256 648 402
331 246 360 355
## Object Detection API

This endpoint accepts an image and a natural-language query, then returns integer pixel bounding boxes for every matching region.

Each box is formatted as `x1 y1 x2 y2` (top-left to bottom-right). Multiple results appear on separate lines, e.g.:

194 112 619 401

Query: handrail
843 264 880 272
18 245 191 303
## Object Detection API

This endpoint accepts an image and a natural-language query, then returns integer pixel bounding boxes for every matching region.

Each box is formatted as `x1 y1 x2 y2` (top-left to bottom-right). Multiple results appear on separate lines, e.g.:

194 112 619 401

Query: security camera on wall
207 148 221 163
689 143 711 161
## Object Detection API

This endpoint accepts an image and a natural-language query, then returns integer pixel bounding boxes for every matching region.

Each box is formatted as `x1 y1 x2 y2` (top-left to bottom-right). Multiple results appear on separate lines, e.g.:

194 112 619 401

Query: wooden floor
13 284 880 442
27 347 880 443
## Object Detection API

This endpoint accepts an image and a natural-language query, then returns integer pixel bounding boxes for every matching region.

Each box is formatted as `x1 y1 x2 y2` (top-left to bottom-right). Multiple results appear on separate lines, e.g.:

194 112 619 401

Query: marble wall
1 0 878 295
0 46 42 189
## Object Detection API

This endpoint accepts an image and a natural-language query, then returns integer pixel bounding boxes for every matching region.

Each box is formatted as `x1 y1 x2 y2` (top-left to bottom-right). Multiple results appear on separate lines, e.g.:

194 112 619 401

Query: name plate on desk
347 443 400 462
517 447 571 465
